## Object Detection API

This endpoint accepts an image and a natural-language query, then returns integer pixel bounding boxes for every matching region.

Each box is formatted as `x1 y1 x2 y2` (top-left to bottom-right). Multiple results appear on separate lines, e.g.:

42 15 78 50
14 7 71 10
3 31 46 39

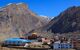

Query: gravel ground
0 46 76 50
0 46 53 50
0 46 26 50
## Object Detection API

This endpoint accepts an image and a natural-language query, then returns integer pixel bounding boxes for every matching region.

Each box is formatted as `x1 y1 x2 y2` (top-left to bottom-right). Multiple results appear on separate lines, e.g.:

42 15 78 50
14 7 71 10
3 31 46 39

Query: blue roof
5 38 32 42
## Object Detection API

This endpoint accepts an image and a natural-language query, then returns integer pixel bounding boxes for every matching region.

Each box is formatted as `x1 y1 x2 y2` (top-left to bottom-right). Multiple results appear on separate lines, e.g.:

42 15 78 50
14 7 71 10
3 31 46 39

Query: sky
0 0 80 18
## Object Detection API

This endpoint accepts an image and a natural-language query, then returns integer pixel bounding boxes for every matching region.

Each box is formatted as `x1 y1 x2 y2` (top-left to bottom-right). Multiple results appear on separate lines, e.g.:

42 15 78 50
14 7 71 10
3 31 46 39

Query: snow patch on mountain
16 3 24 5
7 3 13 5
39 15 50 20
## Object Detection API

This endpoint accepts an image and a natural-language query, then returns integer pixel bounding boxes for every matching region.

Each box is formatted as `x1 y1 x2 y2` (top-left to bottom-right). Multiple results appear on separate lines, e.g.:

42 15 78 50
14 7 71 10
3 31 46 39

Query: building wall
53 43 73 49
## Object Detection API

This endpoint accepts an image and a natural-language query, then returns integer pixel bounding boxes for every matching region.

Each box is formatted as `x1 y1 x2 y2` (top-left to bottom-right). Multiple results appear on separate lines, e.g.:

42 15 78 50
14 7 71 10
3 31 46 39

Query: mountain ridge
47 6 80 33
0 3 49 40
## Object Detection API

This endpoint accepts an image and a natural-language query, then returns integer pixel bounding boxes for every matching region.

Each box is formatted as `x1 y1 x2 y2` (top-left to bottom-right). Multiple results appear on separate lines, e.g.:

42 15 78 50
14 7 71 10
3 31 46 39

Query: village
0 32 80 50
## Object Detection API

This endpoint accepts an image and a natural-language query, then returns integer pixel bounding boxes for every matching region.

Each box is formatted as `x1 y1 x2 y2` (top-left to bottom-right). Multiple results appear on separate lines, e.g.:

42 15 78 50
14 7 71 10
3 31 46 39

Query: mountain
0 3 49 40
47 6 80 33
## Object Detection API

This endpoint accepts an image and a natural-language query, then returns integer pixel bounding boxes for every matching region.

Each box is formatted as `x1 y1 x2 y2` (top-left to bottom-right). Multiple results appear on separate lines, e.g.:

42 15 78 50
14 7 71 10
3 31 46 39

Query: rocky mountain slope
47 6 80 33
0 3 49 41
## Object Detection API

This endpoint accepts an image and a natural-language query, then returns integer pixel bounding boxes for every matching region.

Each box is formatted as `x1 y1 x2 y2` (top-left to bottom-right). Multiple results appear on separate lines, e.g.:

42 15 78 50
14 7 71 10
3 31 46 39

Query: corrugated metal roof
5 38 32 42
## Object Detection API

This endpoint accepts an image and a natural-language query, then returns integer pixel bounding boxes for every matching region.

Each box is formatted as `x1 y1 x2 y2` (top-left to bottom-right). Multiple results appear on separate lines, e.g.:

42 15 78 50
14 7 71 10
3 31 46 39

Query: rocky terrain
0 3 49 41
45 6 80 33
30 6 80 37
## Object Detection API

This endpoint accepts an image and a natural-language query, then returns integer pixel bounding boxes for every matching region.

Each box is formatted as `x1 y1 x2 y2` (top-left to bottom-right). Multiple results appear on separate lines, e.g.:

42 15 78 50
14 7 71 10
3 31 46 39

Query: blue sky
0 0 80 18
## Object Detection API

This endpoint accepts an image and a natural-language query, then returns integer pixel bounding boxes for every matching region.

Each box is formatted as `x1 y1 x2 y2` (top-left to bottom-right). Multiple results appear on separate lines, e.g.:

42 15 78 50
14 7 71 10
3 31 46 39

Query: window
58 44 60 46
58 47 61 48
69 45 72 48
61 44 64 48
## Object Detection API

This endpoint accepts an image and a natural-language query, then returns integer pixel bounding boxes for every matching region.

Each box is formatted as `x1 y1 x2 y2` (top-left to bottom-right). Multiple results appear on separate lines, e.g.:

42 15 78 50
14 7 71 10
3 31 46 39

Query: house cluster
52 36 73 49
23 33 74 49
2 32 80 50
51 34 80 50
16 33 80 49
